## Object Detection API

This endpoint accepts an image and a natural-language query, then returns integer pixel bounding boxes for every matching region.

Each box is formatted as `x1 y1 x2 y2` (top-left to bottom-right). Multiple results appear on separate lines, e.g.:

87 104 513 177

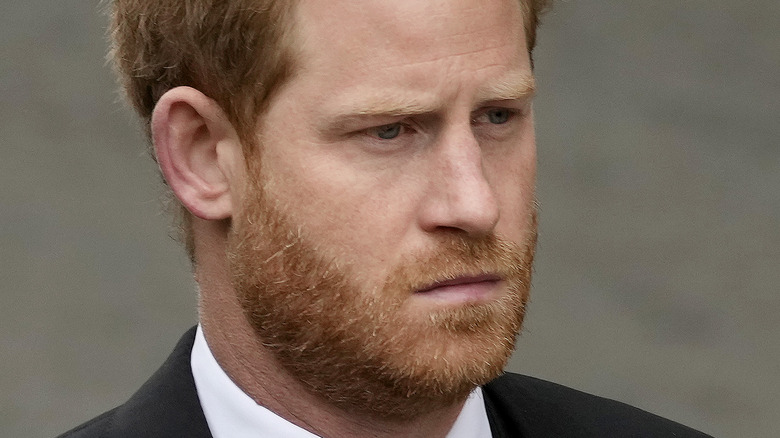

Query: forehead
290 0 529 88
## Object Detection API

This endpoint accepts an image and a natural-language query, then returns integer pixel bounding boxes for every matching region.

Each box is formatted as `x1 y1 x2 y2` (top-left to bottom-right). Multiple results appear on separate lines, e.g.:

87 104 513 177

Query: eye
472 107 517 127
486 108 511 124
372 123 403 140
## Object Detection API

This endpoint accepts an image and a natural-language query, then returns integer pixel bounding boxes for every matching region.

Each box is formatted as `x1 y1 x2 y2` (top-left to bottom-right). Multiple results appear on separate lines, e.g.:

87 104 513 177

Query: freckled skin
254 0 536 287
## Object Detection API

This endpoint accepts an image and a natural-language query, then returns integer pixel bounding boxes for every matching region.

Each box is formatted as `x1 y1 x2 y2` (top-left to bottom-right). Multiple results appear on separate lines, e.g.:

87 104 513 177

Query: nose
417 128 500 236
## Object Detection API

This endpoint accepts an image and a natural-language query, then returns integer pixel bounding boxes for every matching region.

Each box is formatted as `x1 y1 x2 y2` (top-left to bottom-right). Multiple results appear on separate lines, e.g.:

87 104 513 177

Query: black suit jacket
59 327 712 437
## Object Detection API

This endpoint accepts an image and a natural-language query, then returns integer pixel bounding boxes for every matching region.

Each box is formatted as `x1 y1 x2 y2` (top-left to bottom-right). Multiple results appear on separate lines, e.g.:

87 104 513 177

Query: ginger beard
228 168 537 419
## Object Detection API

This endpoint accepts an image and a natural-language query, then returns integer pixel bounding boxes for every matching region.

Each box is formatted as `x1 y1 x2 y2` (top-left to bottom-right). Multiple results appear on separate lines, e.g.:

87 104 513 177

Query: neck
193 226 467 438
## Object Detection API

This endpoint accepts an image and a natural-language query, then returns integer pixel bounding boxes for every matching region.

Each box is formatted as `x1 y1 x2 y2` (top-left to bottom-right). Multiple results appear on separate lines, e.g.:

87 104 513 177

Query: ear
151 87 244 220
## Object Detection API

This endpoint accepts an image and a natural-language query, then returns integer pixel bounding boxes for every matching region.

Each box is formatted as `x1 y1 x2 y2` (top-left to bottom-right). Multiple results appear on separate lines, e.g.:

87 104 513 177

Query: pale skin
151 0 536 436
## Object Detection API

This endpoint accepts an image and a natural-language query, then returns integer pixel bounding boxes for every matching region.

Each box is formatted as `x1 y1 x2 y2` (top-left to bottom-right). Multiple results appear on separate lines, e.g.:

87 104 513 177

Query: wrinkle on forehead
282 0 532 125
294 0 526 72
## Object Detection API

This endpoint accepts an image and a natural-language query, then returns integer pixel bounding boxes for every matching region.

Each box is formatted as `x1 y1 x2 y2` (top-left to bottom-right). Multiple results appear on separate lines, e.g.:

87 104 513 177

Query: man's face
228 0 537 418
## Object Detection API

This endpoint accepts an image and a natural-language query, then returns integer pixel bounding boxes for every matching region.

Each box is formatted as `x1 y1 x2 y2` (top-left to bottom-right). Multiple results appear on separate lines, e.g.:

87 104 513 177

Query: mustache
383 231 536 294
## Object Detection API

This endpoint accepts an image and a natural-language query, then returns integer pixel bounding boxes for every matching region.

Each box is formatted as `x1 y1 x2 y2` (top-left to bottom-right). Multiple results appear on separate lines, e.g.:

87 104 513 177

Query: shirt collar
191 324 492 438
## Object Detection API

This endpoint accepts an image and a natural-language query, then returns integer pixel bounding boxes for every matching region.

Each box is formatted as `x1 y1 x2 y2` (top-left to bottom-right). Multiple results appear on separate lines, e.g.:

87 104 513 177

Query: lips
415 274 502 294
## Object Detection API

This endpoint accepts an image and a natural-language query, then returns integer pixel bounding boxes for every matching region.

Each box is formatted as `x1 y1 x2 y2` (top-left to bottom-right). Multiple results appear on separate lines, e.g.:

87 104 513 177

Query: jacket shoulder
54 327 211 438
483 372 712 437
57 408 117 438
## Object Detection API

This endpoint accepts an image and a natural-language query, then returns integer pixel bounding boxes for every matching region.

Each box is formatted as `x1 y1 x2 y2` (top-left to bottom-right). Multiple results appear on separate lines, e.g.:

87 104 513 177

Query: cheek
262 148 419 268
486 140 537 237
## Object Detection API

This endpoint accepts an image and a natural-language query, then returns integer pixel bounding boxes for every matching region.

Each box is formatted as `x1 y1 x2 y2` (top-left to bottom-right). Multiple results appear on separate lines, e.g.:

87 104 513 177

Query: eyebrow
320 72 536 134
343 94 440 118
319 94 440 135
474 72 536 103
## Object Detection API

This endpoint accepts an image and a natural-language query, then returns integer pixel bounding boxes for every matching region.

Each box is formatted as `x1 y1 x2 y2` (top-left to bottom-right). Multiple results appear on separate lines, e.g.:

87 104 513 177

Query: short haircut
109 0 551 261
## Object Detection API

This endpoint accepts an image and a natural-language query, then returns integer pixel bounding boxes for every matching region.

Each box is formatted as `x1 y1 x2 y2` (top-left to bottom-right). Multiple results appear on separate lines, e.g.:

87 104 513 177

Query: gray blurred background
2 1 778 437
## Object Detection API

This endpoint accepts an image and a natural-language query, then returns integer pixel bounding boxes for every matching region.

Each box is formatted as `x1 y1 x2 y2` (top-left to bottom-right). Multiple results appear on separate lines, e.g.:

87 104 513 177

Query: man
61 0 711 437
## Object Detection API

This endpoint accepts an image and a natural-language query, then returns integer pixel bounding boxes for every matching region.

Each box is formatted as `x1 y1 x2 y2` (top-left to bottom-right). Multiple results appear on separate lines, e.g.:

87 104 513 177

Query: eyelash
362 106 523 142
472 107 519 126
370 123 409 140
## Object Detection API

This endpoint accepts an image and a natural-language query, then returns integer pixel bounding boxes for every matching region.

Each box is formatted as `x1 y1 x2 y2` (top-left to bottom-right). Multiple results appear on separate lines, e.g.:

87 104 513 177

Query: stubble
228 172 536 419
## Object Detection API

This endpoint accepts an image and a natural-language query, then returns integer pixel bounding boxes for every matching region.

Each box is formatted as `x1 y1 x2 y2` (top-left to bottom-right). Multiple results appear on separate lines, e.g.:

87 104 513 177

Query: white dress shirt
191 325 493 438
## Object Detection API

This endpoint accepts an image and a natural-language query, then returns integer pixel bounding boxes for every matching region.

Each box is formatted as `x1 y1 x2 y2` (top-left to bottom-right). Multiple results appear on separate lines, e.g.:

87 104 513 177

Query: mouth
414 274 503 303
